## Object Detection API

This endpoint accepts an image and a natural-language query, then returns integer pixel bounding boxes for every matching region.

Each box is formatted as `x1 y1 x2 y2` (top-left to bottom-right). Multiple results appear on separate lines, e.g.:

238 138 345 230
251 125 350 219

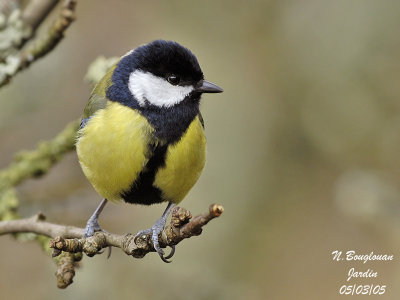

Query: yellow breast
77 101 206 204
154 116 206 203
76 101 154 202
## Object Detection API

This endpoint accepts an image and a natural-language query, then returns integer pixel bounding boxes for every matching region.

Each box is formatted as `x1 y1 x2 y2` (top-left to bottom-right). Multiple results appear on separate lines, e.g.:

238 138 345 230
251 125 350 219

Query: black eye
167 74 180 85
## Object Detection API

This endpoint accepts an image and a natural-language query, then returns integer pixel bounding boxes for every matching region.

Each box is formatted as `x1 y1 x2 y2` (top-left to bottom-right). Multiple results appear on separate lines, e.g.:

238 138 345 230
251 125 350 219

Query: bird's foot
83 217 112 258
135 217 175 263
83 216 102 238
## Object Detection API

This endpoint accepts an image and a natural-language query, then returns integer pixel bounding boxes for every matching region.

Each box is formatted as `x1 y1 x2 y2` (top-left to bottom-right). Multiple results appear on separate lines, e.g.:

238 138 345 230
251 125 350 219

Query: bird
76 40 223 262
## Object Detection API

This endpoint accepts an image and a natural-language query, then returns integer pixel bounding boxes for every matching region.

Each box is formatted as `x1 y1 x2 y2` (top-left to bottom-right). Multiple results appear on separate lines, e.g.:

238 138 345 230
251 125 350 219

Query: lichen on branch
0 0 76 87
0 120 79 220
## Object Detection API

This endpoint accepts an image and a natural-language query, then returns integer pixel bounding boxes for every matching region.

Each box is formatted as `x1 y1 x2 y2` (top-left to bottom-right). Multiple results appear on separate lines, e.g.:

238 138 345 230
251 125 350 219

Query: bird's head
107 40 223 109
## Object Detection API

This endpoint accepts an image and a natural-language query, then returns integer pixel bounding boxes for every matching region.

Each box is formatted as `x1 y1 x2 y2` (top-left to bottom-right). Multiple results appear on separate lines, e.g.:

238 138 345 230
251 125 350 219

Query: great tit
76 40 223 262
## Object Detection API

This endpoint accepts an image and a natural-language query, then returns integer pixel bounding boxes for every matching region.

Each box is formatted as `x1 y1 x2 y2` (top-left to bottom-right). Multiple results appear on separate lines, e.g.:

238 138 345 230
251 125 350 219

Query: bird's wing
198 112 205 129
77 101 155 202
80 63 118 129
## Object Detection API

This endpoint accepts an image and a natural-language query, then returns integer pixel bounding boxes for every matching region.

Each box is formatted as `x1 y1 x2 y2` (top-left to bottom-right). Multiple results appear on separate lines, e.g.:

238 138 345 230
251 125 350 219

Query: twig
0 204 224 288
52 204 224 258
0 0 76 87
22 0 59 31
0 204 224 257
19 0 76 68
55 252 82 289
0 212 83 237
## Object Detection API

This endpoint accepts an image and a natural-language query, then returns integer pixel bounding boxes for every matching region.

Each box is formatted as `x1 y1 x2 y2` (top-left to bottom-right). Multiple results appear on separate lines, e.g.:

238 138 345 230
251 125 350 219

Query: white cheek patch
128 70 194 108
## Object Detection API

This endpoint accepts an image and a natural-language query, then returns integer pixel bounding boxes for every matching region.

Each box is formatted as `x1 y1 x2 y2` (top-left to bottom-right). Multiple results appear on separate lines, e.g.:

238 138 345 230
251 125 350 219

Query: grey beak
196 80 223 93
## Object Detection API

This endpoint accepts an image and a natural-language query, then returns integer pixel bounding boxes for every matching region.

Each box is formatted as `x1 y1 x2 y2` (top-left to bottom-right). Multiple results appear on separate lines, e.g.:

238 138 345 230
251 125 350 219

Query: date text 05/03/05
339 285 386 295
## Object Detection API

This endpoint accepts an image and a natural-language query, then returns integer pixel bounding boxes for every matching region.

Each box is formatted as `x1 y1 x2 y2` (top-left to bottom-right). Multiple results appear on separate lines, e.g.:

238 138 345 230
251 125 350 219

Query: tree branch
22 0 59 31
0 204 224 256
0 119 79 189
0 212 83 237
19 0 76 68
0 0 76 87
0 204 224 288
0 119 78 221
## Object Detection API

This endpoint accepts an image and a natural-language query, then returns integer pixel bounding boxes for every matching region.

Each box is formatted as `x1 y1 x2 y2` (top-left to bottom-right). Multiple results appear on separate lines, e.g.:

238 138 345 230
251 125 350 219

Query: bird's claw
135 223 176 263
97 246 112 259
164 245 175 260
83 218 112 258
134 228 152 240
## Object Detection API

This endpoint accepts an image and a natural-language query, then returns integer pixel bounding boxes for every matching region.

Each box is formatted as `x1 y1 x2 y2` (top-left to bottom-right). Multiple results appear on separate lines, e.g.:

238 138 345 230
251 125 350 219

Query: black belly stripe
120 144 169 205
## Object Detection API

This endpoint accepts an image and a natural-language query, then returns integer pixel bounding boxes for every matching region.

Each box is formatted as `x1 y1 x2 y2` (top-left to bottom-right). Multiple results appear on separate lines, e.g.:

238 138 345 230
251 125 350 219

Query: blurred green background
1 0 400 299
